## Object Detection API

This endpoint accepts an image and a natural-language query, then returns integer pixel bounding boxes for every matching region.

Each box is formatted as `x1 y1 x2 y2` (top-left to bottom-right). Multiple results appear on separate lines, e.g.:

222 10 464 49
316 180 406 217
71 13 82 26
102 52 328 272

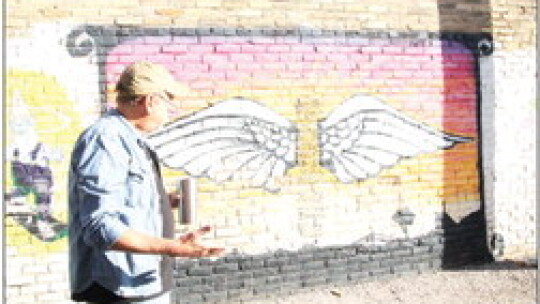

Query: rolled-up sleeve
73 133 131 250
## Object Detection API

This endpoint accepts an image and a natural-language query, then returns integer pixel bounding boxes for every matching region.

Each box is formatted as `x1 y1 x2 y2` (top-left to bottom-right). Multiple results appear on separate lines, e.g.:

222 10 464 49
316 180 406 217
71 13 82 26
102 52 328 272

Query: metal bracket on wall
176 177 196 225
392 208 416 238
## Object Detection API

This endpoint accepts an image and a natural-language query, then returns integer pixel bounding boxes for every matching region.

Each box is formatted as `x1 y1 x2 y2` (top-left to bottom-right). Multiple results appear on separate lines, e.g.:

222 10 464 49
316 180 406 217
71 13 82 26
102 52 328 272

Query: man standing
68 61 223 304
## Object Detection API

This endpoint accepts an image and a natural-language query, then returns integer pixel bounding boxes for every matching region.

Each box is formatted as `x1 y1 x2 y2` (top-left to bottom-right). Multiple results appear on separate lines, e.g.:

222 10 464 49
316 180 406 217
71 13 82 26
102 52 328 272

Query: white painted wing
147 97 298 192
318 94 472 183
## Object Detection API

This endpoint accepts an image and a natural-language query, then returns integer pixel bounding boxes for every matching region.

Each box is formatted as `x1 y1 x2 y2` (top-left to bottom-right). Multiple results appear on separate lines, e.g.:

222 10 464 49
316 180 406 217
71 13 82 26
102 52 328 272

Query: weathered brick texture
5 1 536 303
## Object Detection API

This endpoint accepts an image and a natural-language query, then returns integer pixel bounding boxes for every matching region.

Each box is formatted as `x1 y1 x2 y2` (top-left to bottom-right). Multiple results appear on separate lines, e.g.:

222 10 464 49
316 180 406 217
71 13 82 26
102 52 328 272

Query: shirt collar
106 108 154 150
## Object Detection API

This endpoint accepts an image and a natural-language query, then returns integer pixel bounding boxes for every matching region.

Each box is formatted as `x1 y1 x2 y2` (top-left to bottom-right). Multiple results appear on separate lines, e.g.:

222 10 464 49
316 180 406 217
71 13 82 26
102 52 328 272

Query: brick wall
4 1 536 303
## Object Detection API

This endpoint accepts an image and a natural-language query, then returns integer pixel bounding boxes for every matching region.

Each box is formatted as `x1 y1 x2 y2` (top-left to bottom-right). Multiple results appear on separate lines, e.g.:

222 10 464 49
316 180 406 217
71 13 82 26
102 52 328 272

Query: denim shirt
68 109 167 298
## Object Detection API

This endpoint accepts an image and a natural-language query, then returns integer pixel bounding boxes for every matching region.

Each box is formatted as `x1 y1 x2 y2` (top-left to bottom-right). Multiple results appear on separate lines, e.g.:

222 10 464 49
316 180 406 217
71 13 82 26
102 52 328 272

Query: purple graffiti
10 144 54 220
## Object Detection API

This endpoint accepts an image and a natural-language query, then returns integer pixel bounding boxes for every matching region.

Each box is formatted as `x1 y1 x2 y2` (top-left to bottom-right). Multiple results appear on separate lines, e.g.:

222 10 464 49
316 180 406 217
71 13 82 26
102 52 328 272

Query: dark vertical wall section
437 0 496 267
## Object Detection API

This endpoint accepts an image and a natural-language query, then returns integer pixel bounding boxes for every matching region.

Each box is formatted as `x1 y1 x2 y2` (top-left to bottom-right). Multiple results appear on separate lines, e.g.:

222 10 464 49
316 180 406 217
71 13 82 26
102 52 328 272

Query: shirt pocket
125 160 159 235
127 165 145 182
125 164 150 208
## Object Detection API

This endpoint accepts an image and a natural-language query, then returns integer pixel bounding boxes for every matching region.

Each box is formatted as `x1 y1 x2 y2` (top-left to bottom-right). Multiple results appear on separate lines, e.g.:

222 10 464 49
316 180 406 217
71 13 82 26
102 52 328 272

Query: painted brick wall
4 1 536 303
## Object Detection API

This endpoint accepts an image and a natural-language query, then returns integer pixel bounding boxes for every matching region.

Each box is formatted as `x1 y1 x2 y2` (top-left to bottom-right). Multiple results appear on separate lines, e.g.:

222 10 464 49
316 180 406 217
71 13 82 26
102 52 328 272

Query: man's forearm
109 229 177 255
109 229 223 258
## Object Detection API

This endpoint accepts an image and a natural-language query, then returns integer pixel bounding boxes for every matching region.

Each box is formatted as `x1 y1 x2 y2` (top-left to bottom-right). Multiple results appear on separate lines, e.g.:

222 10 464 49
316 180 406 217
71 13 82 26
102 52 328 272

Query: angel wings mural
147 94 472 192
148 98 298 192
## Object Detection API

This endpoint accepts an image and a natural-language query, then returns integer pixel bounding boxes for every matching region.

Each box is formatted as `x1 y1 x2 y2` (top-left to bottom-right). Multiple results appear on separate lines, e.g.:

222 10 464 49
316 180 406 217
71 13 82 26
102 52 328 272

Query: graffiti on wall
149 97 299 192
5 24 100 247
64 27 490 197
148 94 470 192
317 94 472 183
71 27 491 244
6 25 493 248
5 69 92 245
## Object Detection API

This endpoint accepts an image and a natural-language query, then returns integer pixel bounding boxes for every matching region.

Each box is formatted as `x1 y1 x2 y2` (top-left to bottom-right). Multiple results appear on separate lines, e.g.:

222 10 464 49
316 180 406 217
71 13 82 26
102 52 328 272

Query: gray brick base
171 228 492 304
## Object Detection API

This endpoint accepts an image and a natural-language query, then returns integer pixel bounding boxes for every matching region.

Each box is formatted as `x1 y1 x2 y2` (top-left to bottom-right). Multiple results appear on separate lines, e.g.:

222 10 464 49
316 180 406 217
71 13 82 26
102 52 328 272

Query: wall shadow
438 0 495 267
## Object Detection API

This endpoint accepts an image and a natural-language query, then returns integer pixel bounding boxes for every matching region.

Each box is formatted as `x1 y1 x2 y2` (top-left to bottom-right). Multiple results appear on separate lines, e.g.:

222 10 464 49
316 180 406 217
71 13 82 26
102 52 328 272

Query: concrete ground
242 261 537 304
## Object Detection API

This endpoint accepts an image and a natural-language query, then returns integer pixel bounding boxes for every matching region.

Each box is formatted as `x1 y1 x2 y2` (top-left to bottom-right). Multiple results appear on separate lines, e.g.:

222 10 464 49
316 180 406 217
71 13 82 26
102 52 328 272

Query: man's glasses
155 92 176 109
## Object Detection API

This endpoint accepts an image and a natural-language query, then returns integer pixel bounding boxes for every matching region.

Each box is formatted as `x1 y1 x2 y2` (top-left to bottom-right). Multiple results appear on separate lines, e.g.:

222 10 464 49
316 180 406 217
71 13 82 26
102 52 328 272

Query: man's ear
139 94 155 114
145 94 162 112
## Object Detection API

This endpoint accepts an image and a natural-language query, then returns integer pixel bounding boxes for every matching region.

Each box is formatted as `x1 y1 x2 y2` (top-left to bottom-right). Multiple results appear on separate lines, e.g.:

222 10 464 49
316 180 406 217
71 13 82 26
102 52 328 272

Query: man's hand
179 225 210 243
168 193 180 208
167 226 224 258
110 227 224 258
